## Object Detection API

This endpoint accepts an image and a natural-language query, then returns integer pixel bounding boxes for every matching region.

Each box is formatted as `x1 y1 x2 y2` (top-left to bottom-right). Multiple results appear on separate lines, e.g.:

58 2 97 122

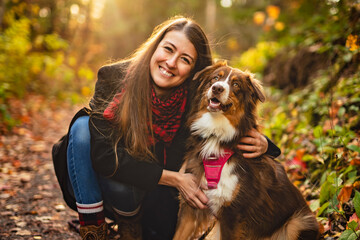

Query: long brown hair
112 16 213 161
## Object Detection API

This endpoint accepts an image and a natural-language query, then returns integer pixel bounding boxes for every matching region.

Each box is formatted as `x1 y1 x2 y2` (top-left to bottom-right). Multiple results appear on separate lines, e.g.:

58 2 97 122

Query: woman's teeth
160 67 173 77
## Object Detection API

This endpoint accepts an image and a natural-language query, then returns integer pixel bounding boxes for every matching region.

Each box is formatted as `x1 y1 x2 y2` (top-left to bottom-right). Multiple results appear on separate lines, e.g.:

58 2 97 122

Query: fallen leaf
349 213 360 230
1 211 13 216
16 221 27 227
35 216 52 223
16 229 31 236
0 193 11 199
33 194 43 200
338 186 353 203
29 142 46 152
55 204 66 211
12 160 21 168
350 158 360 166
20 173 32 183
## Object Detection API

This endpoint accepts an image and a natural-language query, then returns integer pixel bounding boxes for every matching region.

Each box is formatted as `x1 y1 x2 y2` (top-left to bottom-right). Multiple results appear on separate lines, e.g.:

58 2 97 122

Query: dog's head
191 61 265 138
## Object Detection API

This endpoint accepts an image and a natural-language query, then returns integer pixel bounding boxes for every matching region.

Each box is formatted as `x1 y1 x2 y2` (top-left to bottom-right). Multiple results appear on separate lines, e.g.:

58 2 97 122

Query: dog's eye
210 76 219 84
233 83 239 88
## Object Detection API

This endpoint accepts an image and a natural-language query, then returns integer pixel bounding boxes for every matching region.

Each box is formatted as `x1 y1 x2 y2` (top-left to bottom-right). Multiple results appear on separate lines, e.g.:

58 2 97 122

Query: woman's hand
159 170 208 209
237 128 268 158
177 173 208 209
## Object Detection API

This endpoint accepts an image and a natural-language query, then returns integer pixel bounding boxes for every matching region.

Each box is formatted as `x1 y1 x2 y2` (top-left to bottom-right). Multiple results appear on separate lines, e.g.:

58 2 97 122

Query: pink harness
203 149 234 189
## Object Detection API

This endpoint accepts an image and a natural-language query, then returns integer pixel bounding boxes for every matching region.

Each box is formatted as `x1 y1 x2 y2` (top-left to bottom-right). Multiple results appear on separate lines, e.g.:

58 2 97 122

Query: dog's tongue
209 99 221 109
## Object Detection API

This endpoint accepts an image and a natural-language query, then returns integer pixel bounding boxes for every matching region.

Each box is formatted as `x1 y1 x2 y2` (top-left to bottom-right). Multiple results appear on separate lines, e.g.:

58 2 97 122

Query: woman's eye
182 57 191 64
164 46 173 52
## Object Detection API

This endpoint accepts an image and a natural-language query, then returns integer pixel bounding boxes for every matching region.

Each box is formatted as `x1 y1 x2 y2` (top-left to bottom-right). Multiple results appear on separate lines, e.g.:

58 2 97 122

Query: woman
53 16 280 240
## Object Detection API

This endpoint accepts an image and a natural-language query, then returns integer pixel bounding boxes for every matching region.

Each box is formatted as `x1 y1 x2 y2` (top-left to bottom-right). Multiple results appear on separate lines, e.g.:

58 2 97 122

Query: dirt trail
0 102 81 239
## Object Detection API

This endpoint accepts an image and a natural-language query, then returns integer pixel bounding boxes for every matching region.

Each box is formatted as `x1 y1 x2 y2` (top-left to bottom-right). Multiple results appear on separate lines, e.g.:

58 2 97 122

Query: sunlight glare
39 8 49 18
92 0 106 19
70 4 80 15
220 0 232 8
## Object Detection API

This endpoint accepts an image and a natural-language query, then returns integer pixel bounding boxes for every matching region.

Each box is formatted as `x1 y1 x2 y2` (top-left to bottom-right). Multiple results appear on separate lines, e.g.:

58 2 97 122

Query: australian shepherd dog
173 62 319 240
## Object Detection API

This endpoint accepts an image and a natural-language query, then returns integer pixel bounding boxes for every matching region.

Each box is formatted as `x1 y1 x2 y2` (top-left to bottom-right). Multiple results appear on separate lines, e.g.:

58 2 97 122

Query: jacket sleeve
89 114 163 191
265 136 281 158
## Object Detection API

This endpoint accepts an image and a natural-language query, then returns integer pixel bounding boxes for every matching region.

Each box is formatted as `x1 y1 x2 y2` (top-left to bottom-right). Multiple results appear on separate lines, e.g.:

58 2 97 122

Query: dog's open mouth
208 97 232 112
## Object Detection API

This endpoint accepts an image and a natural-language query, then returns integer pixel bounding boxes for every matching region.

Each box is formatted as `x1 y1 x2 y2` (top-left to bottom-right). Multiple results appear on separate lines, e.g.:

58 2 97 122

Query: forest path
0 99 82 239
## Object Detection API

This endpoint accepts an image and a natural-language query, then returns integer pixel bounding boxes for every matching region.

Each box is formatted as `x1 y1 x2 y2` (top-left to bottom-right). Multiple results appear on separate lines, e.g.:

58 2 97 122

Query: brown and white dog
173 62 319 240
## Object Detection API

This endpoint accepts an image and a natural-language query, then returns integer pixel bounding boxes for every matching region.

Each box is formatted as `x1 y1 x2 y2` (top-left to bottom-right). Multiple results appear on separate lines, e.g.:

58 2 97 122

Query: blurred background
3 0 354 103
0 0 360 238
0 0 358 103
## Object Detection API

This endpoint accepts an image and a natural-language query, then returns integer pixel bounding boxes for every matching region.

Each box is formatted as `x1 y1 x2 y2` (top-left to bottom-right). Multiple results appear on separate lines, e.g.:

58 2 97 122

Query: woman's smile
159 66 174 77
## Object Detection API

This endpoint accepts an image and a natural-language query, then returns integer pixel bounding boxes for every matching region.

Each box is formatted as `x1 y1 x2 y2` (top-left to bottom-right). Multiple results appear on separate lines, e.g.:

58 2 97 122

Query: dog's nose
212 84 224 94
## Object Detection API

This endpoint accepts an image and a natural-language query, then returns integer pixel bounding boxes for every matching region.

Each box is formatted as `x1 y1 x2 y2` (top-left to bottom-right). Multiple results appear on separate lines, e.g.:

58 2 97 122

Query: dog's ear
193 61 227 81
246 75 265 102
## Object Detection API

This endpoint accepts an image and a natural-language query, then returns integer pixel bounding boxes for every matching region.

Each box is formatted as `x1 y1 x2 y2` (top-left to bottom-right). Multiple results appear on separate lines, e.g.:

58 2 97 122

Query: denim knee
67 115 102 204
69 116 90 145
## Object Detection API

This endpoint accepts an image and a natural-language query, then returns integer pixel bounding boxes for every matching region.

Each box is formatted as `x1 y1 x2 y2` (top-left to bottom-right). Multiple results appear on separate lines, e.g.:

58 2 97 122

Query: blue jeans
67 116 145 215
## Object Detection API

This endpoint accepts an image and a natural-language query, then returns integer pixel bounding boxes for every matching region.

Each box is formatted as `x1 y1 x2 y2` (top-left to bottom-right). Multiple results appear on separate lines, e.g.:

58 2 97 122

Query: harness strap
203 149 234 189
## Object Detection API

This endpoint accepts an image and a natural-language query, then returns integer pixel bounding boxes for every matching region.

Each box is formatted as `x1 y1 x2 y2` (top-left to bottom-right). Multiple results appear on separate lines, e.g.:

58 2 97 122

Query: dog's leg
173 204 198 240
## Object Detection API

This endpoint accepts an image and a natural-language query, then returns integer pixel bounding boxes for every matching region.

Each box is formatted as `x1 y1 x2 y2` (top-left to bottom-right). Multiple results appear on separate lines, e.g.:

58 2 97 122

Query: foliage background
0 0 359 239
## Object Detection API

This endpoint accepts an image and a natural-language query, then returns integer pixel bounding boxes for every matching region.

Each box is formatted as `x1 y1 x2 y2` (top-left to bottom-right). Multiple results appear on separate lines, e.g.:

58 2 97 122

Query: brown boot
114 212 142 240
79 222 108 240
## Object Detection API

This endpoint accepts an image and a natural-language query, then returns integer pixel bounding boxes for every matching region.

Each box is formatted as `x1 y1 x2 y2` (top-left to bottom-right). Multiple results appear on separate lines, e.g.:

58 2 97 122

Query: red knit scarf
151 86 187 144
103 85 187 145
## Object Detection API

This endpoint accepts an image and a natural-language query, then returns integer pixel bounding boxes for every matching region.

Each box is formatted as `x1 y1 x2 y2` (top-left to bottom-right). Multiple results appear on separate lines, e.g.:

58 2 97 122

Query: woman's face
150 30 197 97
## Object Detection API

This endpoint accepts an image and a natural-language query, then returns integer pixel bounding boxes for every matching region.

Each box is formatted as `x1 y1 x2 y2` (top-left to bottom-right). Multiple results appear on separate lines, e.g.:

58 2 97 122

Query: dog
173 62 319 240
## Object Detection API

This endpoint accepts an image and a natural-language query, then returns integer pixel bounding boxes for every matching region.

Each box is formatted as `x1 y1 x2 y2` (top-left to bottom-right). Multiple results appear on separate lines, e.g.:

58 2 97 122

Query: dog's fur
173 62 319 240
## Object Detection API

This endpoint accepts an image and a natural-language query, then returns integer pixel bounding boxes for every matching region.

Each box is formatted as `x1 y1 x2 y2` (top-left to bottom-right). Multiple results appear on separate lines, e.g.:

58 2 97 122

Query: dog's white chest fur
192 111 238 214
191 112 237 158
191 112 237 141
203 161 238 215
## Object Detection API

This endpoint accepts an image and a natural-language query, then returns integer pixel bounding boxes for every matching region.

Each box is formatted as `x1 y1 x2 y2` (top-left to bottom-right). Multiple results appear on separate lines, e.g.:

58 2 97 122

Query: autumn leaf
337 186 353 203
266 5 280 20
274 22 285 31
253 11 266 25
346 34 359 51
350 158 360 166
349 214 360 230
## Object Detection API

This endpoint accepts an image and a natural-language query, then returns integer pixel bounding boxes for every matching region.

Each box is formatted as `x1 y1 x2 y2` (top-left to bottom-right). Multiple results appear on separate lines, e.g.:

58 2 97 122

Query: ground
0 99 82 239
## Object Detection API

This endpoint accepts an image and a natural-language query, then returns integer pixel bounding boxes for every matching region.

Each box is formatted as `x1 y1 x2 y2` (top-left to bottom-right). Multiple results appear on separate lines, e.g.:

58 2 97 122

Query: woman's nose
166 55 177 68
